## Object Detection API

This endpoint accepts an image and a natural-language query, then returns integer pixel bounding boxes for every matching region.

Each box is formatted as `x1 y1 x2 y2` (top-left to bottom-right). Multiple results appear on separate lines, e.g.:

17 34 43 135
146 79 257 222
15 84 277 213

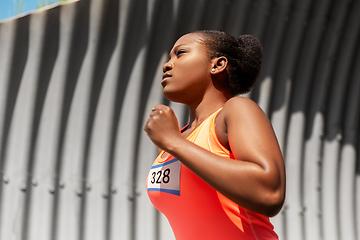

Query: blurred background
0 0 70 21
0 0 359 239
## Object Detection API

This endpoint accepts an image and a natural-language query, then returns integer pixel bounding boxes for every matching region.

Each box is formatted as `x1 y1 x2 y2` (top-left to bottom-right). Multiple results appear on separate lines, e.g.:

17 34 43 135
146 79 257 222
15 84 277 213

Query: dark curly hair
194 30 263 96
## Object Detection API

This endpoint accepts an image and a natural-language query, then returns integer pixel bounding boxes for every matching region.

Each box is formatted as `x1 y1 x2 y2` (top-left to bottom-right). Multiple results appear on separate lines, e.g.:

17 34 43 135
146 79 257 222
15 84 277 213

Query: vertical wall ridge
0 0 359 239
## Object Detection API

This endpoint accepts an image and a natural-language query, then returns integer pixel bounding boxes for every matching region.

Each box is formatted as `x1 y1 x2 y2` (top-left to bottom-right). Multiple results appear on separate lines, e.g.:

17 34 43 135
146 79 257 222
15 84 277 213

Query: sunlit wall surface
0 0 359 239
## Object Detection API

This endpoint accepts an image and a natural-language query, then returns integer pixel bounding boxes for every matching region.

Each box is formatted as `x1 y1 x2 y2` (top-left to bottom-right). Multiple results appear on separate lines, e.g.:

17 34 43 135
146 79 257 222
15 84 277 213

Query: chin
163 90 185 103
163 92 178 102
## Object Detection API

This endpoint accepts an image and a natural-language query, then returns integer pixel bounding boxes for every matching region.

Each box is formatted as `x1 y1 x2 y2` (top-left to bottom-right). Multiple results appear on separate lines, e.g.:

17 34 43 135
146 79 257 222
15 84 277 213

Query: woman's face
162 33 213 103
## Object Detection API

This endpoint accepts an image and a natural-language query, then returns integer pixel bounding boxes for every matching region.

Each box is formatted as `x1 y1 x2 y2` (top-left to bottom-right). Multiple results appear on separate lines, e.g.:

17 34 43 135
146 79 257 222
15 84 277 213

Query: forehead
171 33 204 51
174 33 198 44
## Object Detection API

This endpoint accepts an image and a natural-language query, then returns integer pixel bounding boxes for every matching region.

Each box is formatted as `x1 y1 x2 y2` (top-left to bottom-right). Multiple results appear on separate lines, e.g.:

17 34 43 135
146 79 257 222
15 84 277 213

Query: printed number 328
150 168 170 184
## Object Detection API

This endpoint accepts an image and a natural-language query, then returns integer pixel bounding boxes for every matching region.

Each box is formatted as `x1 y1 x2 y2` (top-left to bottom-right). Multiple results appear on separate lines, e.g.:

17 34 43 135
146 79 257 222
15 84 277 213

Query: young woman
144 30 285 240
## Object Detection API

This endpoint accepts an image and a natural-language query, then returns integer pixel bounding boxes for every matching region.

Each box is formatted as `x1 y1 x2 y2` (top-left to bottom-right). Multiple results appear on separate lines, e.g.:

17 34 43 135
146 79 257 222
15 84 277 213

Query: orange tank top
147 109 278 240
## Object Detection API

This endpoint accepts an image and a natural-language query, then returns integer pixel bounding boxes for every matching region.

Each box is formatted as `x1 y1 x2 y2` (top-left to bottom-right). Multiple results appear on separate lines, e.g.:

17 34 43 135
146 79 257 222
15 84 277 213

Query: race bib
147 158 181 196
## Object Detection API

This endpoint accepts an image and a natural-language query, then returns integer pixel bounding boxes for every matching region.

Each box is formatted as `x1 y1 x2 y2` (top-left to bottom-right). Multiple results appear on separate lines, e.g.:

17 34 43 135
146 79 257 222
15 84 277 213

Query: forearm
165 136 284 217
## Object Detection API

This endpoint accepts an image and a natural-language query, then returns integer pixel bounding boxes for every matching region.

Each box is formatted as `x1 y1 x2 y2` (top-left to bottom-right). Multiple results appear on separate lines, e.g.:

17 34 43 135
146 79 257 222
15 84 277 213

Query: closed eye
176 49 186 56
169 44 189 59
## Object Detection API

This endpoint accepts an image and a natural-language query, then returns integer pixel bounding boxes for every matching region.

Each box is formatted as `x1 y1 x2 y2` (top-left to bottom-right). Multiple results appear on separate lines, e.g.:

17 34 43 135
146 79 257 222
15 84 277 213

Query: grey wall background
0 0 359 239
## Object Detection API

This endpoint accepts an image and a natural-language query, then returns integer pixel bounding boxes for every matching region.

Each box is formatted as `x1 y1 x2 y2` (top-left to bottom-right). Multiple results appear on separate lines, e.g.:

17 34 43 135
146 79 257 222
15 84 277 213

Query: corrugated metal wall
0 0 359 239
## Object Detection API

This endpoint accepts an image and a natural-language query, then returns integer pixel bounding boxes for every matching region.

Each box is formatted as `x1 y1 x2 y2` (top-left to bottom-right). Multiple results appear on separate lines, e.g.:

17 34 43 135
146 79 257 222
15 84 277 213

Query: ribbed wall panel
0 0 359 239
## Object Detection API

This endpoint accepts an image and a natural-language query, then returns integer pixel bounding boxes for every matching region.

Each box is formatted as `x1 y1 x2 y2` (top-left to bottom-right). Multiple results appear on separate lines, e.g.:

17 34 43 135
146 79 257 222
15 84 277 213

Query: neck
186 91 228 127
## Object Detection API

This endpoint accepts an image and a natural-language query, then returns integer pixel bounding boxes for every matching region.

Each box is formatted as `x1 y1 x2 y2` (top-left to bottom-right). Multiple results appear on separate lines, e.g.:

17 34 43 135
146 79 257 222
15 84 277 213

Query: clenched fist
144 104 182 151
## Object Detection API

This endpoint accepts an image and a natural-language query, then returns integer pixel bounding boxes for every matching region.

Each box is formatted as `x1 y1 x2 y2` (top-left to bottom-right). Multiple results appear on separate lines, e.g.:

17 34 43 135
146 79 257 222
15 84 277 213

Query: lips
161 73 172 86
162 73 172 80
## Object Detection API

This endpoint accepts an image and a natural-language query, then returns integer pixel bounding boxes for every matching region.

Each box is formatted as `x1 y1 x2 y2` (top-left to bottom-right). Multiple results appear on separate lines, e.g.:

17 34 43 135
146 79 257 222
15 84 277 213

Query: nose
163 60 173 73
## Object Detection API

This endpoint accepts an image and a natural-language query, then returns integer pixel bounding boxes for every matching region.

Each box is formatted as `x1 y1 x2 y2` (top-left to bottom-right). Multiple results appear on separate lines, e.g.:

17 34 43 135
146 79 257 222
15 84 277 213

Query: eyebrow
169 44 188 58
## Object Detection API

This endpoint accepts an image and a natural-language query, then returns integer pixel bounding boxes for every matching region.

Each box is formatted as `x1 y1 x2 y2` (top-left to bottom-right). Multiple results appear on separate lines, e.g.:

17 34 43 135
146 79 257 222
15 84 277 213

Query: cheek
179 60 209 80
162 65 208 102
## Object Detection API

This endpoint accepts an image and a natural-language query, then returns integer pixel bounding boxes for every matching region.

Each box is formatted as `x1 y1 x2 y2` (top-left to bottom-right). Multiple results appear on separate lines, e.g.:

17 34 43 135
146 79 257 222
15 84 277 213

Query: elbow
261 165 286 217
262 189 285 217
263 202 284 218
239 186 285 217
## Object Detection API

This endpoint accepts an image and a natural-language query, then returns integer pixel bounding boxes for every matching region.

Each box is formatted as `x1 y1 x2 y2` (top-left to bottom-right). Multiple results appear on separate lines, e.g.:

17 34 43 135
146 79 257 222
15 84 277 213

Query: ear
210 56 228 75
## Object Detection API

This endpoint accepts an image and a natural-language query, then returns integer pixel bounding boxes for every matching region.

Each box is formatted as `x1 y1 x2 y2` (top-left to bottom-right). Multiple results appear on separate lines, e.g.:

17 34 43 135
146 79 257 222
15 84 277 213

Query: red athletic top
147 109 278 240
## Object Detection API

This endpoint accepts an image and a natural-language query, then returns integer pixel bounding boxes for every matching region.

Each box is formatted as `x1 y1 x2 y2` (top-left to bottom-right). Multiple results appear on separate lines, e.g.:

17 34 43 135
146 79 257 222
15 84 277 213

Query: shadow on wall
0 1 359 240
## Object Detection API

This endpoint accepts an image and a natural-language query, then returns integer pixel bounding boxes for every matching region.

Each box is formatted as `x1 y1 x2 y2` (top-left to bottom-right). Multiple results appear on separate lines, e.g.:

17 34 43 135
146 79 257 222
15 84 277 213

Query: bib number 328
147 158 181 196
150 168 170 184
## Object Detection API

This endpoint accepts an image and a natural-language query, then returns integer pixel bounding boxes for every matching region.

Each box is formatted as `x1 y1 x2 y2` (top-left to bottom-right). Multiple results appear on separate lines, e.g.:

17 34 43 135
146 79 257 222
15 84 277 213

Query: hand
144 104 182 150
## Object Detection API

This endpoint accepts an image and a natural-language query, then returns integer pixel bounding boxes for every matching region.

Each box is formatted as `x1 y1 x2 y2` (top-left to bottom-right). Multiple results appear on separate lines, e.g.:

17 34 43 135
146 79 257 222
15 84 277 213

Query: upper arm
222 97 285 188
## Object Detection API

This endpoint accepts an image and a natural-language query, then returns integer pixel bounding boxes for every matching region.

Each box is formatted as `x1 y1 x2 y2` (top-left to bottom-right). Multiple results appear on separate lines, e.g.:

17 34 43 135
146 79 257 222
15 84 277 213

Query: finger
150 105 164 116
150 109 162 117
143 120 149 132
144 118 153 131
154 104 167 111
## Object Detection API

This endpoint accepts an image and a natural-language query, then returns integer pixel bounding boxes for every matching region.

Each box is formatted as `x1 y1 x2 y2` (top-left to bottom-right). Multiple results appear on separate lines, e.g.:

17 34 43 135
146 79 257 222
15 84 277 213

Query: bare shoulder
223 96 261 110
215 96 269 150
221 96 267 121
221 96 282 165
